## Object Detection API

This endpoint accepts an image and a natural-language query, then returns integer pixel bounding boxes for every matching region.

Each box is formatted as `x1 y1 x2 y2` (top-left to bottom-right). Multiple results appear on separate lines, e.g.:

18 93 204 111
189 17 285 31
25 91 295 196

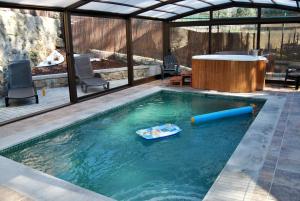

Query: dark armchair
161 53 180 80
284 67 300 90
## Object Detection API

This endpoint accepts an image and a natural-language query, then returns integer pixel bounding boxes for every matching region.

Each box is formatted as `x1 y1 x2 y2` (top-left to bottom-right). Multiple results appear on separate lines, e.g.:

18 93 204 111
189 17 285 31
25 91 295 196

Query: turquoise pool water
2 91 264 201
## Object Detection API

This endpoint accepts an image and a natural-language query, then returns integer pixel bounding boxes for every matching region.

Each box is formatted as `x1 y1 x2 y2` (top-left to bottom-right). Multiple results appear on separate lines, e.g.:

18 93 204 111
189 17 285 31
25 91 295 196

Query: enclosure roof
0 0 299 20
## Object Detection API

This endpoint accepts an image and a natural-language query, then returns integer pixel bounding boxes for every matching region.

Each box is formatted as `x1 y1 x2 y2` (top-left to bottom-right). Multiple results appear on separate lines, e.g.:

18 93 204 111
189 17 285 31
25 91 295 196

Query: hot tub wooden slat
192 59 266 92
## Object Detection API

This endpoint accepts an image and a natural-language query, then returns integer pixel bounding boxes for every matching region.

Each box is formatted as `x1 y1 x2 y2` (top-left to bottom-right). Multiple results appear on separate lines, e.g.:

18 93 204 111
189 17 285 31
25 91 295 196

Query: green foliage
262 8 300 17
29 51 39 65
214 7 257 18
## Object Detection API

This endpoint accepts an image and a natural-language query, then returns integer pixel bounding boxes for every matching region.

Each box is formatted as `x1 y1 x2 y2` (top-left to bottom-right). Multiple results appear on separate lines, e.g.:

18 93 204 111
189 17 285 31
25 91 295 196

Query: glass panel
176 0 210 9
104 0 159 8
209 0 231 5
260 24 300 81
211 25 257 53
138 10 175 19
251 0 273 4
0 0 79 7
232 0 252 2
71 16 128 98
173 12 210 22
132 19 162 81
261 8 300 18
78 2 140 14
0 8 70 124
156 4 192 14
274 0 298 7
213 7 258 18
171 26 209 67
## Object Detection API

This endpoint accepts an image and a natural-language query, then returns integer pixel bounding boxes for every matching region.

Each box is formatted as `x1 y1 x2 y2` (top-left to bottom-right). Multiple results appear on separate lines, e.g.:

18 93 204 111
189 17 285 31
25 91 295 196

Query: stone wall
0 8 63 94
32 65 160 89
0 9 63 67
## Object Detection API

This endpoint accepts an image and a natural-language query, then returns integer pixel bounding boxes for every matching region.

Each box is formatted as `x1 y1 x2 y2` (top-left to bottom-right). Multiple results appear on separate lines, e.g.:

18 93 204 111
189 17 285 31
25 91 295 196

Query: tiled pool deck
0 79 128 124
0 80 299 201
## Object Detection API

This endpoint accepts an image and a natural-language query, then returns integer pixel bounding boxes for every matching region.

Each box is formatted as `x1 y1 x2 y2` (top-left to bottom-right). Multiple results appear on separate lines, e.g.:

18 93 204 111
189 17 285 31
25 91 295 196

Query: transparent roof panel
79 2 140 14
176 0 211 9
138 10 175 19
274 0 298 7
102 0 160 8
156 4 192 14
251 0 274 4
2 0 300 20
209 0 232 5
0 0 79 7
232 0 252 2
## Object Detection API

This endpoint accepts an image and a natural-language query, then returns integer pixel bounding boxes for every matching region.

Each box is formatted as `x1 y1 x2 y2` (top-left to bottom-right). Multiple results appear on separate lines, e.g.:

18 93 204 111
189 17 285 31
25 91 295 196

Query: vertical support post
63 11 77 103
208 11 213 54
256 8 261 50
162 21 170 58
126 18 134 86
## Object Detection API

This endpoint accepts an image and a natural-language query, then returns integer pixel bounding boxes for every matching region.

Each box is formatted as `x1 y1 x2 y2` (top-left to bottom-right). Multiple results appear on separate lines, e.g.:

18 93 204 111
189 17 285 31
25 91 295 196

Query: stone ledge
32 65 159 81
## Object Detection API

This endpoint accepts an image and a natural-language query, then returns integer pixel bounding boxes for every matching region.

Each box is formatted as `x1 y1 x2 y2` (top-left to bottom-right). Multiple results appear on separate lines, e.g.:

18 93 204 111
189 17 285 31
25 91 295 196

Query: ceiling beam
129 0 186 17
0 1 64 11
173 3 195 10
170 16 300 27
66 0 93 10
95 0 179 15
167 1 300 21
197 0 213 6
94 0 140 8
168 2 235 21
71 9 166 21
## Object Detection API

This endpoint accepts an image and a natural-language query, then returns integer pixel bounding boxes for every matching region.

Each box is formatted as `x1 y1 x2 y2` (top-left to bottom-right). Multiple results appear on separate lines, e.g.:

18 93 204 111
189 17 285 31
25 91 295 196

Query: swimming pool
1 91 264 201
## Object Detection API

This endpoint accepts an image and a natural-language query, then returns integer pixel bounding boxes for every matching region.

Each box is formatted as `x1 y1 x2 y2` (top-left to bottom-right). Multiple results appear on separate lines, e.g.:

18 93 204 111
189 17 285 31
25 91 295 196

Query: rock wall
0 8 64 95
0 9 63 67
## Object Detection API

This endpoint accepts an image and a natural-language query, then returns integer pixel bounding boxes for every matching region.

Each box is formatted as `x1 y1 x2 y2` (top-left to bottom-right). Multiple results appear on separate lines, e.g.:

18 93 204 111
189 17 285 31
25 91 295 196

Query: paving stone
270 183 300 201
0 185 33 201
280 147 300 161
277 158 300 174
0 80 127 124
259 165 275 182
273 169 300 190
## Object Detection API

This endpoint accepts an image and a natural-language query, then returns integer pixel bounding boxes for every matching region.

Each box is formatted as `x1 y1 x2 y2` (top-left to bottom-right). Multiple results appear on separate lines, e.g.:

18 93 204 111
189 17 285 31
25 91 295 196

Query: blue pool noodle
191 106 253 124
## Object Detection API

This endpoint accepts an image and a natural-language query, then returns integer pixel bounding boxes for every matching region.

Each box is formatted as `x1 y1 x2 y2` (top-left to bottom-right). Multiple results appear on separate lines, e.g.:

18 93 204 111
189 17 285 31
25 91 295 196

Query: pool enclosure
0 0 299 125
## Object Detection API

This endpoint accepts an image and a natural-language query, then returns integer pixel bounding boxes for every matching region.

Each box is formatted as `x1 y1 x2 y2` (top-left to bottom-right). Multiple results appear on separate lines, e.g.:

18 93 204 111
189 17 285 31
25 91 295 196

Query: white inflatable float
37 50 64 67
136 124 182 140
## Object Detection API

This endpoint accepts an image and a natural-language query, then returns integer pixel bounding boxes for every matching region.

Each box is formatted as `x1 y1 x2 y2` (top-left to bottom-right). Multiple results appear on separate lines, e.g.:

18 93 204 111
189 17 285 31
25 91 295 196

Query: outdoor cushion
8 87 35 99
8 60 33 89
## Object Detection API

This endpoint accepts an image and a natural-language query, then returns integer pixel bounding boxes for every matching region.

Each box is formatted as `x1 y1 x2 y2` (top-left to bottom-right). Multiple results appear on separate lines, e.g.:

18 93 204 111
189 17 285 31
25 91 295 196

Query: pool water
2 91 264 201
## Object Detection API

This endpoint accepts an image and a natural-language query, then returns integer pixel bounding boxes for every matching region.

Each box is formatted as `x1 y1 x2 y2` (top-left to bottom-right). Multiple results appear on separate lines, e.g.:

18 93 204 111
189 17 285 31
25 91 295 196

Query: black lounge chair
284 67 300 90
161 52 180 80
5 60 38 107
74 55 109 93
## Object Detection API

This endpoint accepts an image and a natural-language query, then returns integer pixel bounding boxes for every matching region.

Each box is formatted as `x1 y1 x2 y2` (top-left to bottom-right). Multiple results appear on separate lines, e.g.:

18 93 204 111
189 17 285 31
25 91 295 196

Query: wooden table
192 55 267 92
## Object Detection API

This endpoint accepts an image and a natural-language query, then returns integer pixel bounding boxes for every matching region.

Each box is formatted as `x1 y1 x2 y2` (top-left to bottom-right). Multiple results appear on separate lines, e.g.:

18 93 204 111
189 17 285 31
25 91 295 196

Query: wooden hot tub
192 55 267 92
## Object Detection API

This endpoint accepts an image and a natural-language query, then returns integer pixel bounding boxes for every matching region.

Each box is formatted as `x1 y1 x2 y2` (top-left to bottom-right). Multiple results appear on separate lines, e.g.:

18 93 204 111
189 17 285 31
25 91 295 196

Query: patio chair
5 60 38 107
284 66 300 90
161 52 180 79
74 55 109 93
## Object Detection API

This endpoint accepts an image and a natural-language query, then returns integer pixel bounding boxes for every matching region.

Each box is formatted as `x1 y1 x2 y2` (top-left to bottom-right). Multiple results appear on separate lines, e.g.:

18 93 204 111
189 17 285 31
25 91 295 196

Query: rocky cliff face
0 9 64 95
